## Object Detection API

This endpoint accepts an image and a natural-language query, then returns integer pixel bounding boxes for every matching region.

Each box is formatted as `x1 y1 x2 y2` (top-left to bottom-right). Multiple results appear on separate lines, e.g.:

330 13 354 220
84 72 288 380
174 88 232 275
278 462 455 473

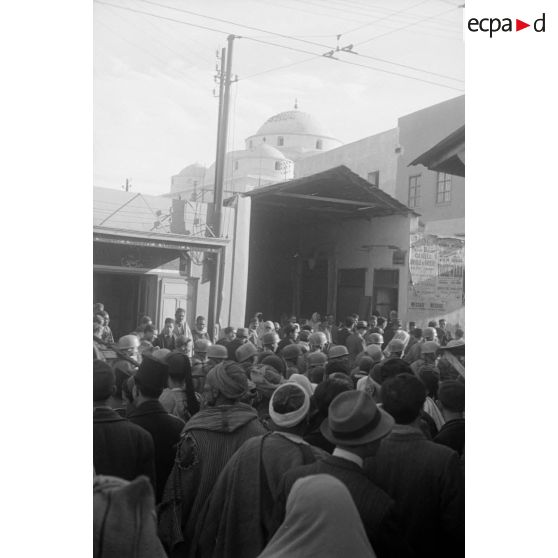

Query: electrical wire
340 0 431 35
245 0 364 25
269 0 459 38
239 56 318 81
346 51 463 83
136 0 462 81
142 15 218 65
354 6 461 46
95 0 232 35
240 35 464 91
259 0 460 40
133 0 338 50
94 0 462 91
129 7 215 65
95 17 179 71
305 0 461 31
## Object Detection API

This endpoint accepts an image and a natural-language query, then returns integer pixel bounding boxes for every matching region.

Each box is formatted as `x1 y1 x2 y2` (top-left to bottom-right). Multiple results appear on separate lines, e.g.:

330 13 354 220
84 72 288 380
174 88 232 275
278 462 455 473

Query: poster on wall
407 233 464 317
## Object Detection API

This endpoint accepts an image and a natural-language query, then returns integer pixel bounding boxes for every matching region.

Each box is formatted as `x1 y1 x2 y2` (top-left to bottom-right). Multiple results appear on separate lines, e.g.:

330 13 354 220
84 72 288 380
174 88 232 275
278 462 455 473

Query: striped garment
158 404 268 555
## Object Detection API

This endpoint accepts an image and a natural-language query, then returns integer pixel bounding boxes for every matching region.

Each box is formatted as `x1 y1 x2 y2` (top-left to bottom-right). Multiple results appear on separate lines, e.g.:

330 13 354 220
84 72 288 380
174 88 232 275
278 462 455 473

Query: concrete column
223 195 251 328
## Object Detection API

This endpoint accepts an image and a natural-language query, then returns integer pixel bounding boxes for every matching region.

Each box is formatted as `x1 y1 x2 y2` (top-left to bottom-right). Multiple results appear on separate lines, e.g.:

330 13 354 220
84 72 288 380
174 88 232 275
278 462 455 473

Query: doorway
336 268 369 321
93 272 158 339
300 258 328 318
372 269 399 318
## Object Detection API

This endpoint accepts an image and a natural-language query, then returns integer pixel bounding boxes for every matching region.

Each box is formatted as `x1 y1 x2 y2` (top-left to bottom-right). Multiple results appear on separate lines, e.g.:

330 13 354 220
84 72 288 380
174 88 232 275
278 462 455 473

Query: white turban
269 383 310 428
287 374 315 397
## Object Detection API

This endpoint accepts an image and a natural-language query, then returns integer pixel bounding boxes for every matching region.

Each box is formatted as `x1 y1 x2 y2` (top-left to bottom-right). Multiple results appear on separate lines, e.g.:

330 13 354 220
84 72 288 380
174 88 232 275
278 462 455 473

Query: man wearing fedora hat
366 373 464 558
277 390 411 558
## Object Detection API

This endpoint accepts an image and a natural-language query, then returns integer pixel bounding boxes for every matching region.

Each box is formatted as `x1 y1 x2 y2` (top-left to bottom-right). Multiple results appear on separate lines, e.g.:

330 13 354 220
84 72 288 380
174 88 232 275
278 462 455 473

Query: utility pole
207 34 236 342
123 178 132 192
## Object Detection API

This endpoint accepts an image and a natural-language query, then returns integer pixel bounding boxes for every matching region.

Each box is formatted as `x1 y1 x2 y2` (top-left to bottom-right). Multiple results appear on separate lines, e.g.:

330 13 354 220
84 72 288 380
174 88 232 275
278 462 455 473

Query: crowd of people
93 303 465 557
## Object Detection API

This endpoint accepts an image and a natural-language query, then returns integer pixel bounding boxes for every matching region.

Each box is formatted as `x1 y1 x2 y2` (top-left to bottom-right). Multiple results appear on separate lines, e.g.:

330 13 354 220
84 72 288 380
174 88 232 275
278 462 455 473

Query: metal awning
409 125 465 177
244 165 417 219
94 226 229 253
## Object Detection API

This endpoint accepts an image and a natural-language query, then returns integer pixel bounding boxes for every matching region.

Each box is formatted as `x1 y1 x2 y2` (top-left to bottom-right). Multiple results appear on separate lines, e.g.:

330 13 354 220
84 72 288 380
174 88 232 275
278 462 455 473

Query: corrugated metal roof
93 187 211 237
409 125 465 177
244 165 417 218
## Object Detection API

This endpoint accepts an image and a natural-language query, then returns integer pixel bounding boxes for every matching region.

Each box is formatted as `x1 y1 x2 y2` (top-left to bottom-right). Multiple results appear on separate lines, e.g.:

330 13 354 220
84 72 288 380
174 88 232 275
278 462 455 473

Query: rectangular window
367 170 379 188
436 172 452 203
408 175 421 208
277 136 284 146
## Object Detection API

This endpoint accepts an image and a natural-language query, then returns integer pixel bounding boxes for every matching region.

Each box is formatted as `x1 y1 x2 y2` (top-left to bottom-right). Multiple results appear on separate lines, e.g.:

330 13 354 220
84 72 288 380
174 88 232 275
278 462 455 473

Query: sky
93 0 464 195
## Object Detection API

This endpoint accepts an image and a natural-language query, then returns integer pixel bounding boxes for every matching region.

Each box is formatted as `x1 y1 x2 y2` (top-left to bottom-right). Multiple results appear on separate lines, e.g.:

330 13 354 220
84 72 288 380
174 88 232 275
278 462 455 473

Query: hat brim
320 409 394 447
442 343 465 353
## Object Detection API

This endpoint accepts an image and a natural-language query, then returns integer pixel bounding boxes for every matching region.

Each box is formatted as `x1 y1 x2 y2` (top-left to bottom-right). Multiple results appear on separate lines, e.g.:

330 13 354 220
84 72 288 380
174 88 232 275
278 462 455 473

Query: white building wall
296 213 414 322
294 129 400 197
219 197 251 330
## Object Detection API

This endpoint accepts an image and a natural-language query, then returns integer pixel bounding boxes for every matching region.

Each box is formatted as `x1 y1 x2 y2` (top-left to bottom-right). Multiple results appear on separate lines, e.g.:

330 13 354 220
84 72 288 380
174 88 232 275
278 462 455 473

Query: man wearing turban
158 362 267 557
192 383 327 558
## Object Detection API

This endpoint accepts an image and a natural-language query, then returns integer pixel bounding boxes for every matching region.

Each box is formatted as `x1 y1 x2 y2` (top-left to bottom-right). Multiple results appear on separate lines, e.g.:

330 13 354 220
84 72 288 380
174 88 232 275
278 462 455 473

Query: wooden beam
256 200 355 215
275 192 377 208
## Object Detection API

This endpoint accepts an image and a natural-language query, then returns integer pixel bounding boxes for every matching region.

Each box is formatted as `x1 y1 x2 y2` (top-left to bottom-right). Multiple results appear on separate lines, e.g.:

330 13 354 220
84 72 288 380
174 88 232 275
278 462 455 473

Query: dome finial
294 98 298 110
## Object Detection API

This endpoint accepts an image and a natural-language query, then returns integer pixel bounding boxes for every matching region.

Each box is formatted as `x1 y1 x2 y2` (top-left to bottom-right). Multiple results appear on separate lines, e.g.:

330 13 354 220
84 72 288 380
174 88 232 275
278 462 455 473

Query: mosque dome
237 143 287 160
177 163 206 176
256 110 333 138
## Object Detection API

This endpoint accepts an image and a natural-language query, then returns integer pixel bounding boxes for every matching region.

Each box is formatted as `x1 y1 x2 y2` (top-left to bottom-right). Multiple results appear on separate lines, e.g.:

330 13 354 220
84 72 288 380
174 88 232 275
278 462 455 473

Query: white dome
177 163 206 176
237 143 287 160
256 110 331 137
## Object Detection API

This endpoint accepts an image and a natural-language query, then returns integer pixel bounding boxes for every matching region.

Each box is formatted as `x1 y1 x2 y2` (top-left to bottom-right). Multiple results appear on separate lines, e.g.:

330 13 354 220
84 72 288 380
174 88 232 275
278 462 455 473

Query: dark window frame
367 170 380 188
436 172 452 204
408 174 421 208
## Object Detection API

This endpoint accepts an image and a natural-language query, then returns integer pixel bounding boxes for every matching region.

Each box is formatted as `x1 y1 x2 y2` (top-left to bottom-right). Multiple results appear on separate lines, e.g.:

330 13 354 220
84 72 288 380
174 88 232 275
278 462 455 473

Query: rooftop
255 109 335 138
245 165 417 219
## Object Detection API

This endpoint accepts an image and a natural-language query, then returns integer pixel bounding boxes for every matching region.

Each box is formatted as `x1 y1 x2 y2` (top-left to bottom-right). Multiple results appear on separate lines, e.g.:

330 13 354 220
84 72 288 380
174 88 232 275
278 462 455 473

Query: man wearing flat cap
158 362 267 557
277 390 411 558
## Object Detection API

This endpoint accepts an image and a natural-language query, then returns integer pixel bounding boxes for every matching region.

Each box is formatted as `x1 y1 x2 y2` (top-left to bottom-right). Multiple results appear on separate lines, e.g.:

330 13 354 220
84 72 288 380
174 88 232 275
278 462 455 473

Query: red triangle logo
516 19 530 31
